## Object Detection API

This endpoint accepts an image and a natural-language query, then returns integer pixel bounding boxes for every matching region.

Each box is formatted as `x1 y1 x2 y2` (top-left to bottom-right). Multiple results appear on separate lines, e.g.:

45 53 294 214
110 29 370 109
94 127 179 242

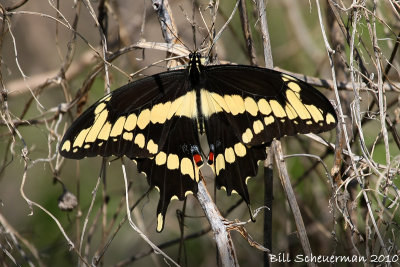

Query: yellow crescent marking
171 195 179 201
185 191 193 197
110 116 126 137
61 140 71 152
157 213 164 232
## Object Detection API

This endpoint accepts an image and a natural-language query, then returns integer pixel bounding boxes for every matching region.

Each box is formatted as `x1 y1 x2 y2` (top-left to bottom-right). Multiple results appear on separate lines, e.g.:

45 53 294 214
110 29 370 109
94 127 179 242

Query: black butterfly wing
201 65 337 205
60 70 190 159
136 116 200 232
60 70 203 232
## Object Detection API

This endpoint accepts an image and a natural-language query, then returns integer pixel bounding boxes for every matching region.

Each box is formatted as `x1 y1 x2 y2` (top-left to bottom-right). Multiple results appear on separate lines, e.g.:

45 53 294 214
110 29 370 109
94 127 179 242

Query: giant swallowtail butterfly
60 53 337 232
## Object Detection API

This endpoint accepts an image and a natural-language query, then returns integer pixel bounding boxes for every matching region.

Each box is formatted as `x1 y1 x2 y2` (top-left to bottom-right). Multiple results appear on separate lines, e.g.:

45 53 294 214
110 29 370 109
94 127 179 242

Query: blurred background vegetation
1 0 400 266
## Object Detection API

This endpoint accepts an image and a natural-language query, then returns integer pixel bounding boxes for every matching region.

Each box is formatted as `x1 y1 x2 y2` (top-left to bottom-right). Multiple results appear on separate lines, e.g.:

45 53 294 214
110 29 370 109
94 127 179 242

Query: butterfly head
188 52 204 84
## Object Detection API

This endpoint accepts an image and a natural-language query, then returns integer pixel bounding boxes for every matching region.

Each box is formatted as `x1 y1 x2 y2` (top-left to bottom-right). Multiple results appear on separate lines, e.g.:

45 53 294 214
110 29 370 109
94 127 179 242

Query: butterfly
60 52 337 232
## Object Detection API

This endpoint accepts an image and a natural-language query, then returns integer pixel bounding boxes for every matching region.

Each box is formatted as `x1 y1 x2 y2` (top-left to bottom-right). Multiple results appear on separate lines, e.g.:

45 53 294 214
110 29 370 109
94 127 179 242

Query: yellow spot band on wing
181 158 194 180
85 109 109 142
134 133 145 148
242 128 253 143
110 116 126 137
253 120 264 134
94 102 106 115
61 140 71 152
215 154 225 175
73 128 90 148
124 113 137 131
234 143 246 157
137 109 151 129
224 147 235 164
123 132 133 141
305 104 324 122
258 99 272 115
285 104 298 120
269 100 286 118
146 139 158 154
288 82 301 92
155 152 167 165
244 97 258 116
167 154 179 170
326 113 336 124
264 116 274 125
150 103 168 124
286 90 311 120
98 122 112 140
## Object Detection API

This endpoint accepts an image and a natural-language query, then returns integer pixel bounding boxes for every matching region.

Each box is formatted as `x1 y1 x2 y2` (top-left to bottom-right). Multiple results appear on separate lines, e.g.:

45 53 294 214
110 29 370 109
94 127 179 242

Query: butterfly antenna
191 0 197 51
160 18 191 53
205 21 216 63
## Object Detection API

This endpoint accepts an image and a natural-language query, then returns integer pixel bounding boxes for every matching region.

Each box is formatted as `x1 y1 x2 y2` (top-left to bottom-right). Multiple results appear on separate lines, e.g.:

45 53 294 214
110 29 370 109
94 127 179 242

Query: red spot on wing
207 152 214 165
193 154 203 167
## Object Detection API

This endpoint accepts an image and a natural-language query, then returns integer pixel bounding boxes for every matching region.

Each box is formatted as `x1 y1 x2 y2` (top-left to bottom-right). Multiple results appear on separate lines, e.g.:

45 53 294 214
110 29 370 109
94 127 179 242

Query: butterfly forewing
60 71 188 159
203 65 337 146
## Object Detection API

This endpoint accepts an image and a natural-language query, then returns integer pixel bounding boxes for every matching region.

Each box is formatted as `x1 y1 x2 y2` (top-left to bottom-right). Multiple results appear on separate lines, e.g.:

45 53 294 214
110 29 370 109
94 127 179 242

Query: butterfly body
60 53 337 232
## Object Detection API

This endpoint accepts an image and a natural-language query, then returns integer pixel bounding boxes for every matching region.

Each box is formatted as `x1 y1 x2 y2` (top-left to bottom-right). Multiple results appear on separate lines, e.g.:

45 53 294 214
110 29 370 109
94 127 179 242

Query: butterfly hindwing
205 112 266 203
136 116 201 232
